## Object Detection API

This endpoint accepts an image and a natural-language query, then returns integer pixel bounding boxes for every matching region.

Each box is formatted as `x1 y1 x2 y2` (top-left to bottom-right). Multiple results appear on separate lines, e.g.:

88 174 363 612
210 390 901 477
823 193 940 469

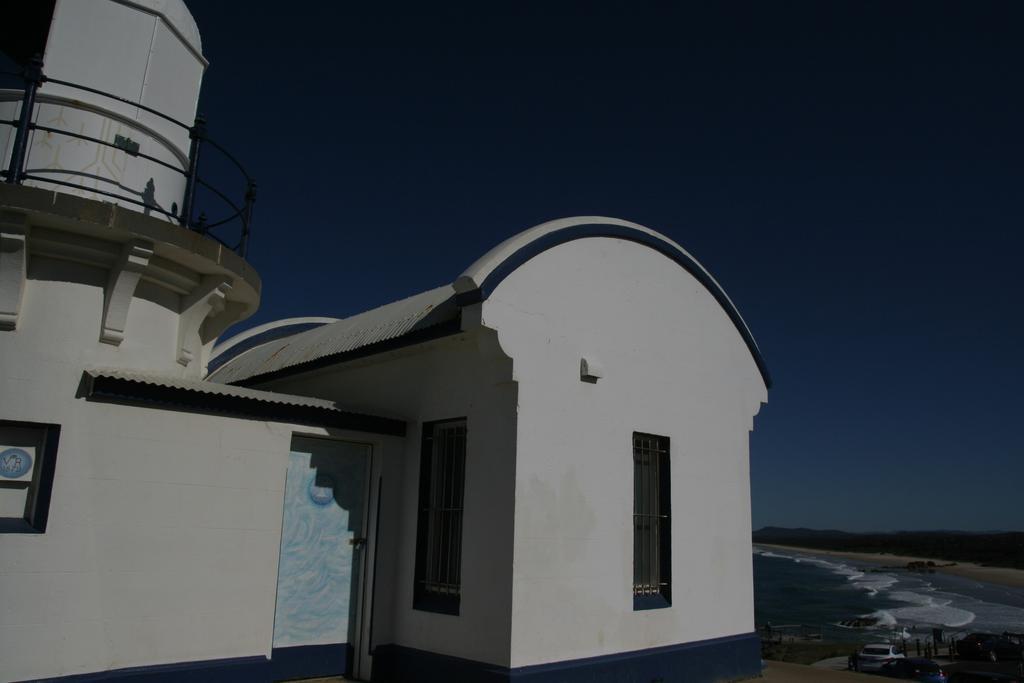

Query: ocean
753 546 1024 643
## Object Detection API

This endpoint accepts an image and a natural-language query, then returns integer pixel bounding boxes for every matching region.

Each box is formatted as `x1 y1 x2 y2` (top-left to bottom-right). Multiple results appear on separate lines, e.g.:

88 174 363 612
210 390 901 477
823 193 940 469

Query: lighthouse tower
0 0 259 379
0 3 276 680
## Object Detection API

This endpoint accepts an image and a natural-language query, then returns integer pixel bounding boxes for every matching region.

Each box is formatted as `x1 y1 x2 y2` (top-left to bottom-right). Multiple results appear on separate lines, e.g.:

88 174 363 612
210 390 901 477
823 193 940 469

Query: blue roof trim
456 223 772 389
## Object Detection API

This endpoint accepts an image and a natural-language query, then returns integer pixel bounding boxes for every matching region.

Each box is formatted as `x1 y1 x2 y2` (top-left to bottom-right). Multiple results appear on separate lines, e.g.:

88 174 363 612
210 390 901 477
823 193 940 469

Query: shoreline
756 543 1024 589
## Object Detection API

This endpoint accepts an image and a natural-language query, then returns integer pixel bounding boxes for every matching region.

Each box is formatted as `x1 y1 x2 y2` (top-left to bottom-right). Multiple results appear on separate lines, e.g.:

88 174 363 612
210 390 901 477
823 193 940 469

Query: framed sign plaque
0 421 61 533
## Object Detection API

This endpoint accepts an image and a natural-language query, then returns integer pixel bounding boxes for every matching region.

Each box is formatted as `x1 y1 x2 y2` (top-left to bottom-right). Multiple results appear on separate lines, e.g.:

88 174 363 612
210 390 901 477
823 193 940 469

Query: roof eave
80 372 406 436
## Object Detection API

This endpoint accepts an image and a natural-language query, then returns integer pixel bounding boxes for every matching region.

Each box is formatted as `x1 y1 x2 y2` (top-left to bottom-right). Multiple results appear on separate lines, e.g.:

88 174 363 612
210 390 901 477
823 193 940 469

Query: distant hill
754 527 853 539
753 528 1024 569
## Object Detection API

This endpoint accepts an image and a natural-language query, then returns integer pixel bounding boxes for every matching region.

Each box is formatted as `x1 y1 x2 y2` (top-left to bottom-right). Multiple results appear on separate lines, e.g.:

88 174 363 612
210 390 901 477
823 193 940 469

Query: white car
855 643 906 672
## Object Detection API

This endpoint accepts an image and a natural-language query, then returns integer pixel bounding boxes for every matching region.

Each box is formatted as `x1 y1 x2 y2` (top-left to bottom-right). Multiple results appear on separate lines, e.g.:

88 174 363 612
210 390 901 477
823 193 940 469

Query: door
272 436 371 678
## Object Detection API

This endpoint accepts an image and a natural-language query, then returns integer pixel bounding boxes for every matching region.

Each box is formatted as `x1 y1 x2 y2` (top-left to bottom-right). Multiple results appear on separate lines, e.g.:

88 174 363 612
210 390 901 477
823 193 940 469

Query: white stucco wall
1 205 259 379
3 254 219 377
1 179 279 680
15 257 187 375
1 256 397 680
476 237 767 667
0 387 270 681
263 330 519 668
0 358 399 682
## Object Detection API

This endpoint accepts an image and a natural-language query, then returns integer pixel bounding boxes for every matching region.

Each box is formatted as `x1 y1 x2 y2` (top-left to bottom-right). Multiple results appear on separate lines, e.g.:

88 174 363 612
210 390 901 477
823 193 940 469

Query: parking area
765 661 879 681
813 653 1023 680
943 659 1024 677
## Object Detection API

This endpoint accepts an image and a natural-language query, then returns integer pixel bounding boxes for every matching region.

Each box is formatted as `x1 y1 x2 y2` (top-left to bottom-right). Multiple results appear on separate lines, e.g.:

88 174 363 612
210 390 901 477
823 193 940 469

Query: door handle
349 537 367 549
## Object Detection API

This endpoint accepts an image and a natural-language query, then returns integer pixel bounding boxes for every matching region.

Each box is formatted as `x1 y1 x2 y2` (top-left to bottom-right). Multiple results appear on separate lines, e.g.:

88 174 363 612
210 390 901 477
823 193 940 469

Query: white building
0 3 770 682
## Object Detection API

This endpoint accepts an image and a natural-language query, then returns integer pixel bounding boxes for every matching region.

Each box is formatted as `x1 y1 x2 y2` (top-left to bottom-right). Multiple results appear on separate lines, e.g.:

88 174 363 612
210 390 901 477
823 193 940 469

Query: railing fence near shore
1 56 254 257
760 623 965 655
760 623 1024 664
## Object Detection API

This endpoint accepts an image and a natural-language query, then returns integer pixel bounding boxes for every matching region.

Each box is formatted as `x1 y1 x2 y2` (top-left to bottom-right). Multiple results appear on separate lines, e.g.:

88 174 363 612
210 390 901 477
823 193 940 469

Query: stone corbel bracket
100 239 155 345
0 211 30 331
177 276 232 367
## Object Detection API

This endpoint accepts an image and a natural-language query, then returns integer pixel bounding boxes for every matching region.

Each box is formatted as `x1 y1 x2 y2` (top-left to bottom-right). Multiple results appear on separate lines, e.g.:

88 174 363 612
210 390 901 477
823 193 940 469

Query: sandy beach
757 543 1024 589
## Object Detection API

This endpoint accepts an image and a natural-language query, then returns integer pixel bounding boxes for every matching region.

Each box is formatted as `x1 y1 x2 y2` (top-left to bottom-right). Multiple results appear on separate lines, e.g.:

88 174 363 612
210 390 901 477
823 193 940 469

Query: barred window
413 419 467 614
633 432 671 609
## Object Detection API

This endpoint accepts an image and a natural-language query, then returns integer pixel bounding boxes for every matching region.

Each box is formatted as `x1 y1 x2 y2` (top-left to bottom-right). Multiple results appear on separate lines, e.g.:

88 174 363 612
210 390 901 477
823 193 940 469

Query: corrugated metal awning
82 368 406 436
207 284 460 385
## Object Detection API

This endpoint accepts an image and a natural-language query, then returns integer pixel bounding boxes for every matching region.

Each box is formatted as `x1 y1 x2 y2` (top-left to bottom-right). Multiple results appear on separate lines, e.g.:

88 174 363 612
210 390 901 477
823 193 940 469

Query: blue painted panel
32 645 352 682
32 655 271 682
272 439 369 650
270 643 351 681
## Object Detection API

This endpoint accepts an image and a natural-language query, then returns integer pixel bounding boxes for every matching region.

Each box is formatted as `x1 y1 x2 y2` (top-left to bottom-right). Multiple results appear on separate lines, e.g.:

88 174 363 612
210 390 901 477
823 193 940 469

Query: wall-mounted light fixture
580 357 603 383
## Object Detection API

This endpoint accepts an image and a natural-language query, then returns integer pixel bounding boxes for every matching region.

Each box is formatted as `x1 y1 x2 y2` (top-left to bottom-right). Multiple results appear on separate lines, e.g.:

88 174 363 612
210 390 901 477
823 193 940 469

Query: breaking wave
754 546 980 630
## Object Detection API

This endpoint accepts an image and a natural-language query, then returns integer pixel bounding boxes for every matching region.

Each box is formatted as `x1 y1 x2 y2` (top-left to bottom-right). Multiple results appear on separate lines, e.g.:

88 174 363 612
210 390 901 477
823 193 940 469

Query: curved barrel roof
210 217 770 388
456 216 770 387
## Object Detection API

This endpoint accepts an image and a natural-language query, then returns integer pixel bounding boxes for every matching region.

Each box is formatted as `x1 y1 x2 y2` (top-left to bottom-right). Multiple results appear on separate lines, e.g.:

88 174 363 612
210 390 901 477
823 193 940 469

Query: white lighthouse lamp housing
1 0 255 257
0 1 261 377
2 0 206 221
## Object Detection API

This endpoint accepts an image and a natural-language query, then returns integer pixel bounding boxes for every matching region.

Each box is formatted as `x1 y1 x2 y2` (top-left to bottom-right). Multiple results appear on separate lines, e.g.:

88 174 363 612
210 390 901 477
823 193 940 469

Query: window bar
445 426 455 594
634 440 643 593
651 443 659 595
646 440 653 595
444 426 454 593
457 426 465 589
634 437 639 595
633 434 642 596
650 440 655 595
431 428 442 593
646 439 651 595
439 425 451 592
424 430 439 593
646 439 651 596
646 438 653 595
434 426 447 593
438 432 446 593
447 424 456 593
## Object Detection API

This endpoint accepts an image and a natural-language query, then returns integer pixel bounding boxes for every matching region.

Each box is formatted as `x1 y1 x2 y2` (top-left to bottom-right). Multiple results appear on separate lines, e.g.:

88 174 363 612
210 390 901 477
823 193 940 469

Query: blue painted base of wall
26 656 271 683
270 643 351 681
27 634 759 683
372 632 762 683
372 645 509 683
26 643 350 683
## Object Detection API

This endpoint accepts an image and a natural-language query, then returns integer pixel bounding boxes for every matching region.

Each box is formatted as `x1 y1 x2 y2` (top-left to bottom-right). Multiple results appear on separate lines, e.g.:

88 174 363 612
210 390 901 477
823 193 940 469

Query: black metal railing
1 56 254 257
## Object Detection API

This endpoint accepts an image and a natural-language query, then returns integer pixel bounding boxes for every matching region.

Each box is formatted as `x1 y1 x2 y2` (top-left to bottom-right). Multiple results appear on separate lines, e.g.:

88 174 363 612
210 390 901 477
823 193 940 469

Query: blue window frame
0 419 61 534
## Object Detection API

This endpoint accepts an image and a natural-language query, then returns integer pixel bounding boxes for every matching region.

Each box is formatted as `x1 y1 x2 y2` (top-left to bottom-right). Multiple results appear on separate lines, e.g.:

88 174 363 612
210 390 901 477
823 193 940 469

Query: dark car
948 672 1023 683
955 634 1024 662
878 658 948 682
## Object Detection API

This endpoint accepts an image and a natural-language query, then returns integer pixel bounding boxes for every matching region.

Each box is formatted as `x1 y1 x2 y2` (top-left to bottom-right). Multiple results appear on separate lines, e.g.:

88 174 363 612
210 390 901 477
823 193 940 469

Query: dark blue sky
187 2 1022 532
